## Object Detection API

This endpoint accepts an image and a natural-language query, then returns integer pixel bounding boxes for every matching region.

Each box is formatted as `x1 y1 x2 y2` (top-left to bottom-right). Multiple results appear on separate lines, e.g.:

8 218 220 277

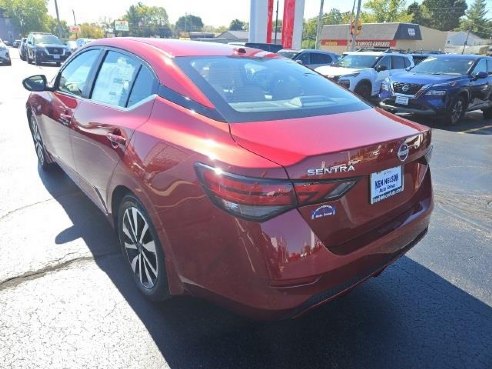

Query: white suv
315 51 413 99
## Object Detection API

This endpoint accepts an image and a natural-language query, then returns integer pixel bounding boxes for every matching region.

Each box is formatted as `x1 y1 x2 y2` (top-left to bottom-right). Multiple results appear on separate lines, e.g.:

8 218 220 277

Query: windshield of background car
411 57 475 75
174 56 369 123
34 35 63 45
336 54 380 68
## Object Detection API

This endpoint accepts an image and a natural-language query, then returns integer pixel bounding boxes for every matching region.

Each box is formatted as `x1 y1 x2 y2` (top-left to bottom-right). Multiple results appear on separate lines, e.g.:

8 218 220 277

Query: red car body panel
25 38 433 319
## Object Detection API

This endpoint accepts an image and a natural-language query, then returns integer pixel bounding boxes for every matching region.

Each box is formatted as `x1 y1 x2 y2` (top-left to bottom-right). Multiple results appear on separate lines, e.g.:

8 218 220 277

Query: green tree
229 19 245 31
407 1 430 25
364 0 412 22
124 2 170 37
0 0 51 35
302 8 345 47
78 23 105 39
459 0 491 38
420 0 467 31
175 14 204 34
46 16 69 38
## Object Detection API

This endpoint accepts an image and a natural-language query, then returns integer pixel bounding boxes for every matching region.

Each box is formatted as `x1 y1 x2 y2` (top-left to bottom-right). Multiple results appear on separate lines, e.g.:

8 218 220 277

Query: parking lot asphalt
0 49 491 369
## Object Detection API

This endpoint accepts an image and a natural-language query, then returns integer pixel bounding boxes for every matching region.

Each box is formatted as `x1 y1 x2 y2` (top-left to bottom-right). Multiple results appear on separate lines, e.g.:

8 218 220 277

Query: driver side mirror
22 75 49 92
375 65 388 72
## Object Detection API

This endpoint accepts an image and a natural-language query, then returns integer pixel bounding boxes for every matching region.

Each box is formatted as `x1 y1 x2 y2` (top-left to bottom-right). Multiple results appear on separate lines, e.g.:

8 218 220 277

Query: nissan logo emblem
402 84 410 93
397 143 409 161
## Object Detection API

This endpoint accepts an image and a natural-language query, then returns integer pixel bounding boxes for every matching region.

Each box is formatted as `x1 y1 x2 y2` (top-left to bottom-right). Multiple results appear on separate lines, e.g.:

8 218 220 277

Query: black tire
443 96 466 125
354 81 372 100
56 62 61 67
29 114 54 170
20 53 25 61
482 107 492 119
117 194 170 301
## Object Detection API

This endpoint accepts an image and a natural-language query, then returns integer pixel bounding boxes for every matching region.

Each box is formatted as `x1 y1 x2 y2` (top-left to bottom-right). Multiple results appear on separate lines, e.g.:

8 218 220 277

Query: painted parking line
458 124 492 134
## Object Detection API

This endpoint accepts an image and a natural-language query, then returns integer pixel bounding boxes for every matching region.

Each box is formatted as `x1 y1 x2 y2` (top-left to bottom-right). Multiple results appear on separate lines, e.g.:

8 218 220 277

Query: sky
47 0 492 28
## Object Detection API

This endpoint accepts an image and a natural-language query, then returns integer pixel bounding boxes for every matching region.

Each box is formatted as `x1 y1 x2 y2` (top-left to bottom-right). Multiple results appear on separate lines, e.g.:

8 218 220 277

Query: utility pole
462 29 470 54
72 9 78 39
274 0 279 45
350 0 362 51
315 0 324 49
53 0 63 39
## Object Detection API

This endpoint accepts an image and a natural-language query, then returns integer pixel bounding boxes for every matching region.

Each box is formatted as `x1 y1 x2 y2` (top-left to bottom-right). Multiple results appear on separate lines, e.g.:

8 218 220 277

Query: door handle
59 113 72 126
106 132 126 148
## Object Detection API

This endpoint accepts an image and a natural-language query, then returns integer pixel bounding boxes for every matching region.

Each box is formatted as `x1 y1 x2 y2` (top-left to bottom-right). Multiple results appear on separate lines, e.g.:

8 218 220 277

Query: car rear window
174 56 369 123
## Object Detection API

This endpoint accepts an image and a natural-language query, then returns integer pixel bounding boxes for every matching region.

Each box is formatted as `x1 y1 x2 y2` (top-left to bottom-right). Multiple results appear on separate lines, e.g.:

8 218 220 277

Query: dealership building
320 23 447 53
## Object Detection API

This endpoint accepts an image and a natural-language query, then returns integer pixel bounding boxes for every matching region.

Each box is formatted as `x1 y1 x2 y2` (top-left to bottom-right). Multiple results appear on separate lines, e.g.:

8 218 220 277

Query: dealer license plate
395 96 409 105
53 54 60 59
370 166 404 204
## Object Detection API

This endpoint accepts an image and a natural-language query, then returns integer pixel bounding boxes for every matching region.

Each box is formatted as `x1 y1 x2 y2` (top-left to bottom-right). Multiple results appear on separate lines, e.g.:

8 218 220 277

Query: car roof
89 37 275 58
426 54 485 60
344 51 408 56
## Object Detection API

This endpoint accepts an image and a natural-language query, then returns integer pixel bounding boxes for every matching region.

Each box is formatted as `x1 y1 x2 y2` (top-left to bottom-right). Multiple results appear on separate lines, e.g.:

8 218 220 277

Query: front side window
91 51 140 107
391 56 406 69
376 56 391 70
175 56 369 123
311 53 332 64
58 49 100 96
471 59 486 76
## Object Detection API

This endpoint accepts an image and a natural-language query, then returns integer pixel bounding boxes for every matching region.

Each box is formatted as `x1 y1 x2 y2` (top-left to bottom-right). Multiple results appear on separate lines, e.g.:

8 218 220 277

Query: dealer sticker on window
395 96 409 105
370 166 404 204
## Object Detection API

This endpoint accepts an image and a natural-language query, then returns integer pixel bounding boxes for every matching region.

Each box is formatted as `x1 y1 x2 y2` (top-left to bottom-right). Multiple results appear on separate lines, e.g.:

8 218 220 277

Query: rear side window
127 65 156 107
487 59 492 75
311 53 332 64
91 51 140 107
58 49 100 96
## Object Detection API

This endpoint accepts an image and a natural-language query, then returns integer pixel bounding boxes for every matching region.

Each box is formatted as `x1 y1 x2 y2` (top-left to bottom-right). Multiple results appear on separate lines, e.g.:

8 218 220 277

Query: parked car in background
244 42 283 52
22 38 433 319
379 54 492 125
277 48 339 69
13 39 21 48
19 38 27 61
0 39 11 66
75 38 95 49
26 32 71 66
316 51 413 100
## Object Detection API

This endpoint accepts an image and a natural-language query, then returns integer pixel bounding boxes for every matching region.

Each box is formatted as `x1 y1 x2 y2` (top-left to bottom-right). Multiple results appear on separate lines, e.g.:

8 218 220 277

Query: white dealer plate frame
370 166 404 204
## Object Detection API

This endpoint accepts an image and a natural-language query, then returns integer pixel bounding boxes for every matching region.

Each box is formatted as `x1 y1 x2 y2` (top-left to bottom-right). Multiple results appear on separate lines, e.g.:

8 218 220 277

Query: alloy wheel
450 98 464 125
121 206 159 289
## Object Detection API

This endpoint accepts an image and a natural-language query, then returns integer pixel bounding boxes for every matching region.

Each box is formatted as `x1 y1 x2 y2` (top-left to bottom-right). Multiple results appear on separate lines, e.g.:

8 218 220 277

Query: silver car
0 39 11 66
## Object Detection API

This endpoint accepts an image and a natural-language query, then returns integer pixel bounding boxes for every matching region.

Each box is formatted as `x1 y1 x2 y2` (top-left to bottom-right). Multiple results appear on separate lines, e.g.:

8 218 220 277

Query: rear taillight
195 163 357 222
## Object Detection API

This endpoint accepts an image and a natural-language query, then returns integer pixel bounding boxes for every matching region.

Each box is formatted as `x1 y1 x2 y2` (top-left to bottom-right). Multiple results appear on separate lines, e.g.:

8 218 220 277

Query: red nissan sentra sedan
23 38 433 319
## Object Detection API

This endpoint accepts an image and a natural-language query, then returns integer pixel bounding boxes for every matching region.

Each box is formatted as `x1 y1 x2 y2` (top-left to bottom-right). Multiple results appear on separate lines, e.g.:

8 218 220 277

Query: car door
40 48 102 175
374 55 392 93
468 58 490 108
70 50 157 212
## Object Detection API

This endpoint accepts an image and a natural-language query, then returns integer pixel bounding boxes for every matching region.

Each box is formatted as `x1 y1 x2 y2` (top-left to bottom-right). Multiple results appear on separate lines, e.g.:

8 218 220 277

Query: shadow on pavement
41 166 492 369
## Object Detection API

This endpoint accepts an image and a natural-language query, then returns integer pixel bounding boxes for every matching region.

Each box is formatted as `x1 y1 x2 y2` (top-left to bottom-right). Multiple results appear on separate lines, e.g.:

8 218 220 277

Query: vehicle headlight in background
381 78 391 91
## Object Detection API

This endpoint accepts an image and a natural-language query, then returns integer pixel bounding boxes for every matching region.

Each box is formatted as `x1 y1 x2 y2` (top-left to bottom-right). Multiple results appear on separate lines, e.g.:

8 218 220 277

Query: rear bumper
175 169 434 320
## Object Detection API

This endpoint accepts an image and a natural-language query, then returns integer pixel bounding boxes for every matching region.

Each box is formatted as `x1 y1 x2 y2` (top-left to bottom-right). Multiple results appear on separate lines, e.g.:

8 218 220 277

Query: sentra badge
307 161 355 176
